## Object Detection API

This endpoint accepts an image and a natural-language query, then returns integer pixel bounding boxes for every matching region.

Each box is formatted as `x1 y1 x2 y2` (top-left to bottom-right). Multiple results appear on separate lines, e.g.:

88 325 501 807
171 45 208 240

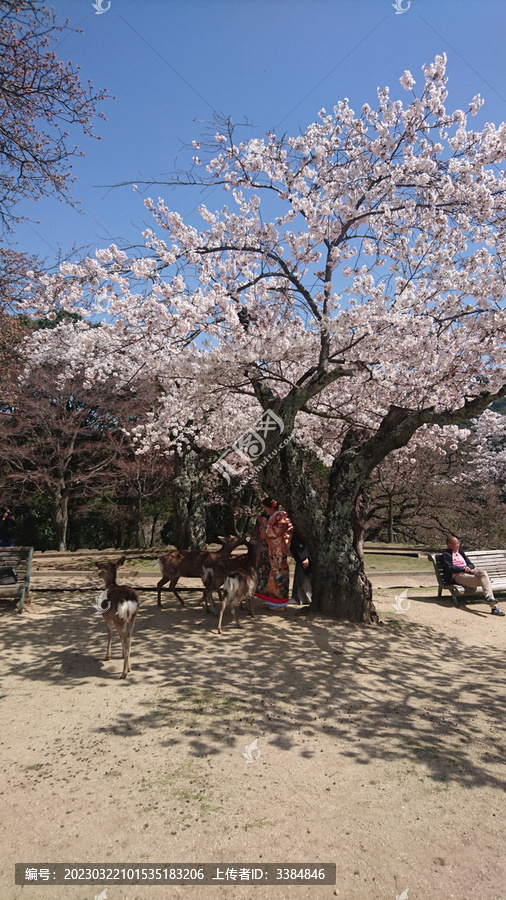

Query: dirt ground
0 558 505 900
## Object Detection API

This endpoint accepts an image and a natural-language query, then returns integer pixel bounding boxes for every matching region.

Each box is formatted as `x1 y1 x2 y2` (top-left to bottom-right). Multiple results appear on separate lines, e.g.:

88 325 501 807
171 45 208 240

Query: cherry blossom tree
366 425 471 543
462 409 506 489
22 55 506 621
364 421 506 548
0 0 107 230
0 248 40 400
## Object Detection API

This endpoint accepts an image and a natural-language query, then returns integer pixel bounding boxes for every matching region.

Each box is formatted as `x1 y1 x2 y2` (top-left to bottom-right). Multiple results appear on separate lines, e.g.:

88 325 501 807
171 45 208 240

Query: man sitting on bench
442 535 505 616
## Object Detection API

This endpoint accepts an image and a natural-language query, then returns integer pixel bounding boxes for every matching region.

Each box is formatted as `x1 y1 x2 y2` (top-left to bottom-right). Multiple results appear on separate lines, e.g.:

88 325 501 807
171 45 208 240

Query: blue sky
11 0 506 266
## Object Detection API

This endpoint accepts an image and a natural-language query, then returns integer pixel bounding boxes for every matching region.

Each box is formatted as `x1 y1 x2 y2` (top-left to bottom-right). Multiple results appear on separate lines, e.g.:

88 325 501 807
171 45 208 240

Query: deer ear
116 556 126 568
216 535 226 545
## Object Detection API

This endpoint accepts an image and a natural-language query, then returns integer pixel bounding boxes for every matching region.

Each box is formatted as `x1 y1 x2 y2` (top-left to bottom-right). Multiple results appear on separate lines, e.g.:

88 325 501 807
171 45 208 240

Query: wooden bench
0 546 35 612
429 550 506 606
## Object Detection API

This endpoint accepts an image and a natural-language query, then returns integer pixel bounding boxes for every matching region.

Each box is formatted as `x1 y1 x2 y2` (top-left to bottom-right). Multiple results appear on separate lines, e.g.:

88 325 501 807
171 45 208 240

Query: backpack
0 566 18 585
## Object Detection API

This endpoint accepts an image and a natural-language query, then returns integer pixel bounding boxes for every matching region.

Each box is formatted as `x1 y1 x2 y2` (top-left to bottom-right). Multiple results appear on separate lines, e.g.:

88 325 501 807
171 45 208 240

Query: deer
202 537 259 614
217 532 264 634
202 554 239 614
95 556 140 679
156 534 246 608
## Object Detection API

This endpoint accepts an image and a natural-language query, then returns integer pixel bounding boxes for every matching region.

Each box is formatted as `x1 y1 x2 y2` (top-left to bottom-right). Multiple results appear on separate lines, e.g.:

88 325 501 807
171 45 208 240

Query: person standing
0 507 15 547
442 535 504 616
255 497 293 607
289 530 312 605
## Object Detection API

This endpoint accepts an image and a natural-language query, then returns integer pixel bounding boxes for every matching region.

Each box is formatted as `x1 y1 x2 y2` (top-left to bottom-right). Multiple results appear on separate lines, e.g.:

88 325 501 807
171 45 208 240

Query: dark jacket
441 548 474 585
0 510 15 543
290 531 312 571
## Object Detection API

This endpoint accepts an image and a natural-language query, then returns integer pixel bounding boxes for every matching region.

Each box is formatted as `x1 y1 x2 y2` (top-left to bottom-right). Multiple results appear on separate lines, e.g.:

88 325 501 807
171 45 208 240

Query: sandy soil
0 558 505 900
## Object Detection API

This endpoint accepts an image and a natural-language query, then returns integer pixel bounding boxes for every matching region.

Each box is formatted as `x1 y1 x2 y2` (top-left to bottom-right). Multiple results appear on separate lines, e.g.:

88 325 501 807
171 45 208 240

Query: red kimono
255 508 293 606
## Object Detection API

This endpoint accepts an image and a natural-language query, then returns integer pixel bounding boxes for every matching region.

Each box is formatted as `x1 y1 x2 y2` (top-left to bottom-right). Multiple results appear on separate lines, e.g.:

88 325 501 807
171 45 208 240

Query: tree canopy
19 55 506 619
0 0 107 230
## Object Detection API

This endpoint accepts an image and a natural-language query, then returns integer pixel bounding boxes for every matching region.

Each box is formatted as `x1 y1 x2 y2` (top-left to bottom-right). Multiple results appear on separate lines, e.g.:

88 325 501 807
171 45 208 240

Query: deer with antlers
202 536 257 614
156 534 246 608
216 531 264 634
95 556 140 679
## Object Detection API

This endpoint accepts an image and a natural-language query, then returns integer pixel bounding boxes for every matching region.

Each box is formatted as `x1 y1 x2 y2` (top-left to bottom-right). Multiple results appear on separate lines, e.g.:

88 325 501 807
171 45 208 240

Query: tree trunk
173 450 206 549
313 477 376 623
388 493 395 543
258 430 377 623
135 486 144 549
53 484 69 552
149 513 159 548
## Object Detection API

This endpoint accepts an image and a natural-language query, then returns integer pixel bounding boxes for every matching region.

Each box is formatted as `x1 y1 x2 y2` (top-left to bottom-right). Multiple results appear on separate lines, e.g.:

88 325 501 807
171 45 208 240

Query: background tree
112 447 175 549
22 56 506 619
0 359 159 550
0 248 40 403
462 409 506 492
365 425 471 544
0 0 108 231
366 417 506 547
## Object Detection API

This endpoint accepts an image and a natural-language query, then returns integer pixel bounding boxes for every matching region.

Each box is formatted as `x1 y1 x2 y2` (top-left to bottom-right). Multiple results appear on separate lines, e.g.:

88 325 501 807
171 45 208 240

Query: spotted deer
95 556 140 679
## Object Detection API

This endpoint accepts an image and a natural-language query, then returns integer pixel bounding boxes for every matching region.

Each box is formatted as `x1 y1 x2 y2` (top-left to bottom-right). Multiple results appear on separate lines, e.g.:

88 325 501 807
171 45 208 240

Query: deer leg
121 615 137 677
115 625 126 658
215 587 226 614
232 599 243 629
208 587 220 615
121 634 131 678
169 578 186 607
217 597 228 634
248 593 255 618
201 584 213 614
104 622 114 660
210 588 219 614
156 575 170 607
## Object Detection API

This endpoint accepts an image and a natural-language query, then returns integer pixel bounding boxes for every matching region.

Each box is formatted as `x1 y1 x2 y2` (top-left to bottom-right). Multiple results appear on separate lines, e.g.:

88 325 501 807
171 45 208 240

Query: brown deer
95 556 140 679
201 554 238 614
202 538 258 614
217 532 263 634
156 534 246 608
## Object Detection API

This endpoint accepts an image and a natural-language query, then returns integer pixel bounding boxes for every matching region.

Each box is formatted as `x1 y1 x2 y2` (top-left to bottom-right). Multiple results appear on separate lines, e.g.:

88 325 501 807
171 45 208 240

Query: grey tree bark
172 449 207 549
53 483 68 552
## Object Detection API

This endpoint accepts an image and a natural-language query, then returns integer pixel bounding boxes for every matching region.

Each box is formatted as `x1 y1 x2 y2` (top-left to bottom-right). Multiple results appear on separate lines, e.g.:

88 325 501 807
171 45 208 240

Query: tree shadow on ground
1 589 505 793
